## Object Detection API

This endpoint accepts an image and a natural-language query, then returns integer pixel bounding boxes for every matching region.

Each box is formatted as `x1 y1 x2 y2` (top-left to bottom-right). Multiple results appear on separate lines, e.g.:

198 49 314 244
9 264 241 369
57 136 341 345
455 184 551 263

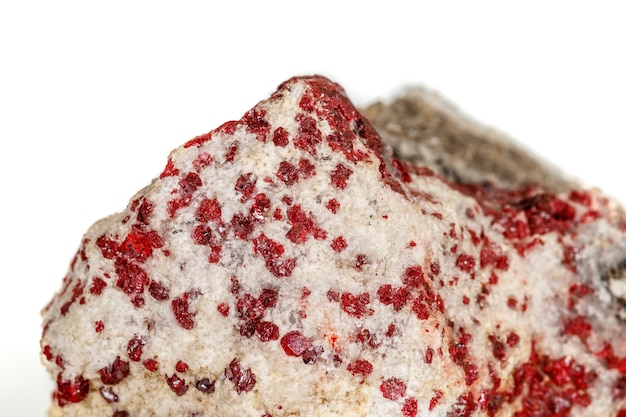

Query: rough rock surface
41 76 626 417
363 87 575 192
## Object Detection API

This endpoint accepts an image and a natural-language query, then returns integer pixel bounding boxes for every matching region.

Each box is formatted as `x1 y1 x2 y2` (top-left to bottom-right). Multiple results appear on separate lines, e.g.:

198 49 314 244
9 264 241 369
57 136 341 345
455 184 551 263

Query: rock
362 87 576 192
41 75 626 417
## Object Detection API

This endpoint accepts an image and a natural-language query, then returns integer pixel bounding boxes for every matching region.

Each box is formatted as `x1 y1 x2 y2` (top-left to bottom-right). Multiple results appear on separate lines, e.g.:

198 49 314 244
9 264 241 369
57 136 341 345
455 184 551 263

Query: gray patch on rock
362 86 576 192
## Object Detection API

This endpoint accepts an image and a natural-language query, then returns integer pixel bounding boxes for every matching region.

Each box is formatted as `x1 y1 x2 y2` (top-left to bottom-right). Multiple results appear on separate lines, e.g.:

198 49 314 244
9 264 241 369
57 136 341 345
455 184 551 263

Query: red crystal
127 335 145 361
402 397 418 417
330 163 352 189
280 330 312 357
166 373 189 396
380 377 407 400
340 292 371 318
225 358 256 394
285 205 327 243
175 360 189 373
195 378 216 394
172 292 196 330
347 359 373 378
56 373 90 406
98 356 130 385
143 358 158 372
256 321 280 342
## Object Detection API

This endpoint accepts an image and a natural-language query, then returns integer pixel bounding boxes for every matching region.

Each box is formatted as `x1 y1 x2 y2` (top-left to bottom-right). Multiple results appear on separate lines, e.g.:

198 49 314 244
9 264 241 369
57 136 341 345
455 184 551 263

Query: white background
1 1 625 415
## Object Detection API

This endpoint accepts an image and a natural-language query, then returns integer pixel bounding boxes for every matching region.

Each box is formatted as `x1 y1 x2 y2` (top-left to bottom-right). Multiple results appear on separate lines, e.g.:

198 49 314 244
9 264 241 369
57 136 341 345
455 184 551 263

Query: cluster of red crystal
41 76 626 416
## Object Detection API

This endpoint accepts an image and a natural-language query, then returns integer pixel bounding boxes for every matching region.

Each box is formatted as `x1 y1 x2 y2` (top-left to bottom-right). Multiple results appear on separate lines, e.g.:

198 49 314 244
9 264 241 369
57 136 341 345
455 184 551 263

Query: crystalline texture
41 76 626 416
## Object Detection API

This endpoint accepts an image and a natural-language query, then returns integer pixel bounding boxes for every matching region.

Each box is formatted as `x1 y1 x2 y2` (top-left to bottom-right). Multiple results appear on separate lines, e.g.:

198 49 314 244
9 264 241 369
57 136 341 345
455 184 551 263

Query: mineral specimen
41 75 626 416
